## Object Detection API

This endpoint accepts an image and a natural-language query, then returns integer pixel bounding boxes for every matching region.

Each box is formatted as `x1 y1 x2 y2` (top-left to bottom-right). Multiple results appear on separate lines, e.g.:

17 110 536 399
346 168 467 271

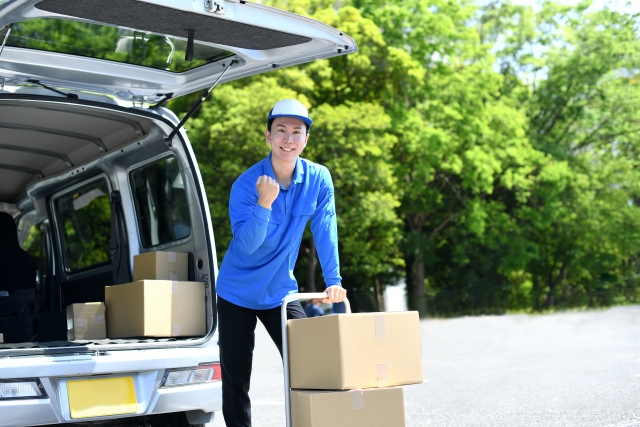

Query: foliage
170 0 640 315
476 0 640 311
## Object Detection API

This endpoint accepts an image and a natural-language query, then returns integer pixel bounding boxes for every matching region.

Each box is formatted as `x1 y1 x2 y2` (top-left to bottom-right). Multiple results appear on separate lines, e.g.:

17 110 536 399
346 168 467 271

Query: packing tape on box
350 389 365 410
76 318 88 329
92 315 105 325
377 363 389 387
168 251 177 263
169 269 178 281
172 324 181 335
374 313 386 338
171 281 179 294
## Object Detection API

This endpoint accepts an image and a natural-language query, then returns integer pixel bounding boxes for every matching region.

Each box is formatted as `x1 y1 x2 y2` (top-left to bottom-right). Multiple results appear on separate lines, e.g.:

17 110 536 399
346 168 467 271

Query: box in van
105 280 206 339
66 302 106 341
133 251 189 281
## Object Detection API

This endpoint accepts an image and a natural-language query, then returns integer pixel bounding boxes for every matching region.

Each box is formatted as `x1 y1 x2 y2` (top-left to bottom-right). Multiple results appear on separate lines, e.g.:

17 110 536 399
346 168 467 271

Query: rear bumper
0 381 221 427
0 345 221 426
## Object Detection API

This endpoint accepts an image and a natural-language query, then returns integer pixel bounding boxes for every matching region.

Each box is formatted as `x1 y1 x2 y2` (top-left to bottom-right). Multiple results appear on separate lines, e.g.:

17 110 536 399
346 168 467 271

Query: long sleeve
229 179 272 255
310 167 342 287
217 156 342 310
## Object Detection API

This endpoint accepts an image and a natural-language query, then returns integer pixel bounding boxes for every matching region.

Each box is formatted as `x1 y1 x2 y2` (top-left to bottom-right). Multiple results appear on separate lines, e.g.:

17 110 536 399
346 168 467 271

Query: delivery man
215 99 347 427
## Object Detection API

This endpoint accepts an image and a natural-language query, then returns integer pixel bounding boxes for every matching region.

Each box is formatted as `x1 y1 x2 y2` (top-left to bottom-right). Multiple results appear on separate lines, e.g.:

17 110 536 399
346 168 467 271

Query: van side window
18 210 50 308
131 157 192 248
56 179 112 272
17 210 43 281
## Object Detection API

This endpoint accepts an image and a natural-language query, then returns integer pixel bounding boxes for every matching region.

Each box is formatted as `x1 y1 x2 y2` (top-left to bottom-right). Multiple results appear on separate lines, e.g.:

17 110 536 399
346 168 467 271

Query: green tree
480 0 640 309
172 0 640 315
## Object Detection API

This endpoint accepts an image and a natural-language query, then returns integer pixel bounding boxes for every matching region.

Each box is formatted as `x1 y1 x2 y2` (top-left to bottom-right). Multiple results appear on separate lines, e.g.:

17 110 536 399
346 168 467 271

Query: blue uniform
304 303 325 318
216 153 342 309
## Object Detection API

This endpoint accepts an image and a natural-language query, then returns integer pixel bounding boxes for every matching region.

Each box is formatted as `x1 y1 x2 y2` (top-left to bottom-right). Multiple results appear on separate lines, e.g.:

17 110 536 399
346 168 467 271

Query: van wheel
175 411 205 427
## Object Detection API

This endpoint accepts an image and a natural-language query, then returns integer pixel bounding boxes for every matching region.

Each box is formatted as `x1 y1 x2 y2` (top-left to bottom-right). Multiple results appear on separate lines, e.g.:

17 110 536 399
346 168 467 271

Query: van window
131 157 192 248
18 210 48 307
56 179 112 272
17 210 43 266
7 18 233 73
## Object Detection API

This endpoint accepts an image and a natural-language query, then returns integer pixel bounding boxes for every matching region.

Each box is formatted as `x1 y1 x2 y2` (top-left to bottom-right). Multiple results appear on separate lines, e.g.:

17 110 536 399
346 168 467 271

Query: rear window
6 18 234 73
131 157 192 248
56 179 112 273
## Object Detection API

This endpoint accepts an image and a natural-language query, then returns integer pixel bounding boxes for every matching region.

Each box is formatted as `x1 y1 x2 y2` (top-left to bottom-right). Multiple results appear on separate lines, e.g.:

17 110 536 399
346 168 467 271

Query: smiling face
265 116 309 167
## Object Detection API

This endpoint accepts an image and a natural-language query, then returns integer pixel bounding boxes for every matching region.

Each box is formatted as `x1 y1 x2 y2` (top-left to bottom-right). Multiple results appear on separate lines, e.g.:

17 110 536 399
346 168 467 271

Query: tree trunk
533 275 541 311
375 278 385 312
543 265 567 309
405 251 415 298
543 278 556 309
414 251 425 301
307 236 317 293
410 247 428 317
404 214 430 317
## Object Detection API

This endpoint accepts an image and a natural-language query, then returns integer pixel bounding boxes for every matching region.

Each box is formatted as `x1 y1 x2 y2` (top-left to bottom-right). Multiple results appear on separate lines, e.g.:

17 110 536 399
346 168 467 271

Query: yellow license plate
67 376 138 419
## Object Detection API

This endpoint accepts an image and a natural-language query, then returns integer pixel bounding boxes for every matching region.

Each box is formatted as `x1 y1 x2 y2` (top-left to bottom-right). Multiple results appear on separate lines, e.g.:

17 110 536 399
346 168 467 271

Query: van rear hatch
0 0 357 103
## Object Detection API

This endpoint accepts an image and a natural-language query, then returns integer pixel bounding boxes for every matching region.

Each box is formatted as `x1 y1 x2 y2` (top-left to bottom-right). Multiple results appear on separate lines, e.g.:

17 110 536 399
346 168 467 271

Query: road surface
210 305 640 427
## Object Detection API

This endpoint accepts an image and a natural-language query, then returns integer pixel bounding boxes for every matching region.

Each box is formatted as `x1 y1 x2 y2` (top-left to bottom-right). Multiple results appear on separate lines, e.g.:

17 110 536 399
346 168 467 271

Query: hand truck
281 292 352 427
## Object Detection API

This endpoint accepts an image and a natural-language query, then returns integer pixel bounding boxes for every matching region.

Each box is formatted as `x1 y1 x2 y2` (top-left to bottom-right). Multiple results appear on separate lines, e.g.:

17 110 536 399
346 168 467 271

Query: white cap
267 99 313 127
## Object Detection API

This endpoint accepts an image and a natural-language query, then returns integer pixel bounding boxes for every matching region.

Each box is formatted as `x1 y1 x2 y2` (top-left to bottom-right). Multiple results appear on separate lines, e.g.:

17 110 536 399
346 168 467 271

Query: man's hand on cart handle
323 285 346 304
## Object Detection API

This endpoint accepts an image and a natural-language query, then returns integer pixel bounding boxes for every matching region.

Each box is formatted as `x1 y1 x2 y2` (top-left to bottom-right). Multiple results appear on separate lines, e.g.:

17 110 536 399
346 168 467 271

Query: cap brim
267 114 313 127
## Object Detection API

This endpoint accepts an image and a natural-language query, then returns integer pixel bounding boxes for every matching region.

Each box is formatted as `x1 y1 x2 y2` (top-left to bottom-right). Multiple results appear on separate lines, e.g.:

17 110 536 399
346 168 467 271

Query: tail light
161 362 221 388
0 379 46 399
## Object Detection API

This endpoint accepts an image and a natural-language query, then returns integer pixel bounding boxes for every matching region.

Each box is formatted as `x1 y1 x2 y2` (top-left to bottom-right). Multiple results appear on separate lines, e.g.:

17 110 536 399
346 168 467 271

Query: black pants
217 296 306 427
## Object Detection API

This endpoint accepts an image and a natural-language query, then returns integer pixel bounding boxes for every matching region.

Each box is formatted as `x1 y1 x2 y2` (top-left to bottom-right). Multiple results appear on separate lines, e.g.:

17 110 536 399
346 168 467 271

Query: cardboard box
67 302 106 340
288 312 422 390
133 251 188 282
291 387 405 427
105 280 205 338
0 333 3 343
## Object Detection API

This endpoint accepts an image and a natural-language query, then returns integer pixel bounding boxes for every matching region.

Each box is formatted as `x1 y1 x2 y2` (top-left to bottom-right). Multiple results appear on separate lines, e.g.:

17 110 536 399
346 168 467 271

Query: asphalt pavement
209 305 640 427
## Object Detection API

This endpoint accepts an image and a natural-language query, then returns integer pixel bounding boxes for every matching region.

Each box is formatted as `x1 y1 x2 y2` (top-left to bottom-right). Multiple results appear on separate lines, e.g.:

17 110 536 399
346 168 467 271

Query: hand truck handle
281 292 351 427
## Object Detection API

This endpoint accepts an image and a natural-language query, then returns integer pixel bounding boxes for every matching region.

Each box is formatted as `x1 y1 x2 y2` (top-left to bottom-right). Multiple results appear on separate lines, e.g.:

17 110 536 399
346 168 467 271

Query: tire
175 411 205 427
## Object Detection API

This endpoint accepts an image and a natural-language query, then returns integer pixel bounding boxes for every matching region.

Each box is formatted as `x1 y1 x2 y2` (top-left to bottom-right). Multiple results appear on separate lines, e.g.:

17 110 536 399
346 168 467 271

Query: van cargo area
0 95 216 354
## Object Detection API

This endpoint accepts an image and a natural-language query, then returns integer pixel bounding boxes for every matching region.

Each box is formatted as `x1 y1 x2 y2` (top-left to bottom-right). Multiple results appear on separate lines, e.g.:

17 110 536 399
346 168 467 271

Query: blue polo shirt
215 154 342 310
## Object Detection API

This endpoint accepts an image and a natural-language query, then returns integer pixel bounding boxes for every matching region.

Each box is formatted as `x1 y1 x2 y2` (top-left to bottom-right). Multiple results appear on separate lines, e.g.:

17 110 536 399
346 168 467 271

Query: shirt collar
293 156 304 184
264 153 305 185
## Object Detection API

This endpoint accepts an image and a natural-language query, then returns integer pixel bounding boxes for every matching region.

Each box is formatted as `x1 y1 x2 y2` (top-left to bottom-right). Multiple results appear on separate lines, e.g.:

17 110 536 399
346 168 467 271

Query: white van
0 1 356 425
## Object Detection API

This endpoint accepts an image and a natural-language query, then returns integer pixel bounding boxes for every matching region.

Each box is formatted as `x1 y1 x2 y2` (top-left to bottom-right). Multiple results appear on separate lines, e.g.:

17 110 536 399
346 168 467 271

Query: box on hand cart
283 293 422 427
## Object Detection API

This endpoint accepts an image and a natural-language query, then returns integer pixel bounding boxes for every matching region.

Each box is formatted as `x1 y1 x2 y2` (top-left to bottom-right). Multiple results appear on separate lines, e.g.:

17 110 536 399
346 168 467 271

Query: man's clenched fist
256 175 280 209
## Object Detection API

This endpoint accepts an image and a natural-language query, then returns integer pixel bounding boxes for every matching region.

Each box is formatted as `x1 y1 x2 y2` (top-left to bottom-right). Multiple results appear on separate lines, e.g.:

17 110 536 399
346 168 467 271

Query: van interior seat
0 211 36 295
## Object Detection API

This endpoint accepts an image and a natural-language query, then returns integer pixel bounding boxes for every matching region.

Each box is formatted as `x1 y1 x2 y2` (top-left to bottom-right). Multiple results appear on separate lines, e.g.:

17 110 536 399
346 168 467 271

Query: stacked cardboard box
67 302 106 340
287 311 422 427
133 251 188 282
105 251 206 339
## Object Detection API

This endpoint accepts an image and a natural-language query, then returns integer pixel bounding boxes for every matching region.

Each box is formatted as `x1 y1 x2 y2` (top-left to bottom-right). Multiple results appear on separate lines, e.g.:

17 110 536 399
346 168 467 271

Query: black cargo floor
0 337 202 350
